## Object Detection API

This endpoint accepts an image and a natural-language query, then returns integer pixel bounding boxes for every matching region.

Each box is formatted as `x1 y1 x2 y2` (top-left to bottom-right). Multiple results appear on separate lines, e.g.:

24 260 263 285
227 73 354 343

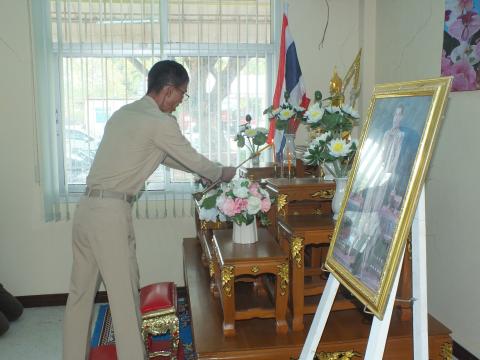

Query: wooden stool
277 214 357 331
140 282 179 359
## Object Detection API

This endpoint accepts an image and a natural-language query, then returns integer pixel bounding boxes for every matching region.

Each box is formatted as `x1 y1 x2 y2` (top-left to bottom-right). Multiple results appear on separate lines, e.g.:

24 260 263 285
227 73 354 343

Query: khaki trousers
63 197 146 360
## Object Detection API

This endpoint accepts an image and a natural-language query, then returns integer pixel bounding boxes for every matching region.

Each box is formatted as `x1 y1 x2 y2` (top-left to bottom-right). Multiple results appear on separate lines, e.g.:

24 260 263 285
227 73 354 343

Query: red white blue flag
267 10 310 156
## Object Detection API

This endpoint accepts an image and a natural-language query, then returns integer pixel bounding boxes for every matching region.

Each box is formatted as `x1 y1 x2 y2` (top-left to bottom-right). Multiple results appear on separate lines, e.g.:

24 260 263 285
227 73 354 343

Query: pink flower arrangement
199 178 271 226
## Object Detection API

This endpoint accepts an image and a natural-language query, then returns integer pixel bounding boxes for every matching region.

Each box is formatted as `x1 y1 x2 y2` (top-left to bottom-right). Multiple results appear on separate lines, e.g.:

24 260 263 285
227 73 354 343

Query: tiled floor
0 306 65 359
0 305 100 360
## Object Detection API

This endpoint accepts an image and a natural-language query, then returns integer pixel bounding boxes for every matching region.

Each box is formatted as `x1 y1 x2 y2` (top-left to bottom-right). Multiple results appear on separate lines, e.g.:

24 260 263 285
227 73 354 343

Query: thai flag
267 10 310 158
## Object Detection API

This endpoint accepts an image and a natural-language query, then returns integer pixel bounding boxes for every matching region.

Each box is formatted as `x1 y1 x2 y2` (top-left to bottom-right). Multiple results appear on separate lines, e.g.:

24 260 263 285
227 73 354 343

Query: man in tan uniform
63 60 236 360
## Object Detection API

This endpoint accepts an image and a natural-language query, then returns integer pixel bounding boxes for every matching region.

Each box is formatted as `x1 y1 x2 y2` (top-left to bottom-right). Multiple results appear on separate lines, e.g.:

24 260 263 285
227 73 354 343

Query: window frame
47 0 280 198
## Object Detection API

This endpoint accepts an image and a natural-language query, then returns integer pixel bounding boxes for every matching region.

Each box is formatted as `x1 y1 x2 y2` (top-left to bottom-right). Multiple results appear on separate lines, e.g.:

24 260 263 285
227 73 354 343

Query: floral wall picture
442 0 480 91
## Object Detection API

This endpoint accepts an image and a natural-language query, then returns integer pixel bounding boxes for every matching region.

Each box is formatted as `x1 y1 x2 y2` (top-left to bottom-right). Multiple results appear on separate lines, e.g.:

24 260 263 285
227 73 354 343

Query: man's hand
221 166 236 182
200 177 212 187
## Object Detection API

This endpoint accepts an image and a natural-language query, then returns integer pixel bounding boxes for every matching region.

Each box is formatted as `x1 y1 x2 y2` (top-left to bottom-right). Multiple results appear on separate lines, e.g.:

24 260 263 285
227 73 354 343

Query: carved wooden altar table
238 161 276 181
211 228 289 336
265 177 336 236
277 214 358 331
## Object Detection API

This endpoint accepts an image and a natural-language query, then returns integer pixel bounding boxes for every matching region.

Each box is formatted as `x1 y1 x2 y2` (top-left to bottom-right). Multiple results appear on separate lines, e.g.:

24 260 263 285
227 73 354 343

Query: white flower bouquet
234 126 269 157
263 91 306 134
302 131 358 178
302 90 360 178
198 178 271 226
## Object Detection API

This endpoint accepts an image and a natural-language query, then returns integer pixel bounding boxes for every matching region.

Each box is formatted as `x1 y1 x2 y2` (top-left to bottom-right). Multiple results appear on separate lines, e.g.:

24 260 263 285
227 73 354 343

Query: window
31 0 278 221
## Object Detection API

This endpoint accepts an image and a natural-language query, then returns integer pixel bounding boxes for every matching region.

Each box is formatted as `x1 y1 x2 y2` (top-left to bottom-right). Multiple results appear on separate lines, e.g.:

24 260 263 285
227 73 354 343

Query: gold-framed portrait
325 77 452 319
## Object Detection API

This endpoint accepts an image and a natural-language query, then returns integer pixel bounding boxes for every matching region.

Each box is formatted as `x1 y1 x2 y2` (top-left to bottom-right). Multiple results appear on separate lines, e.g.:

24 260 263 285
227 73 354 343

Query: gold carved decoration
315 350 361 360
311 190 335 200
440 342 453 360
291 237 304 268
141 313 179 358
200 220 222 230
312 209 323 215
329 67 344 107
277 194 288 216
277 263 289 296
221 265 235 297
251 266 260 274
342 49 362 108
208 260 215 278
406 232 413 260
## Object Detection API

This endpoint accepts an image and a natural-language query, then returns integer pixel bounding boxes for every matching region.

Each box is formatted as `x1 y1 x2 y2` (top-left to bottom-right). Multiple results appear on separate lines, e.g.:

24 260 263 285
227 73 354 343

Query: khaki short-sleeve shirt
86 95 222 194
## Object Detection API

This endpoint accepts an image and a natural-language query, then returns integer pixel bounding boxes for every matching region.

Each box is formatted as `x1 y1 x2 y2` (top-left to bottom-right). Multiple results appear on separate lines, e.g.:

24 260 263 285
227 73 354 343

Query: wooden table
265 177 336 236
212 228 289 336
193 198 231 294
183 237 453 359
277 214 357 331
238 161 276 181
193 198 231 265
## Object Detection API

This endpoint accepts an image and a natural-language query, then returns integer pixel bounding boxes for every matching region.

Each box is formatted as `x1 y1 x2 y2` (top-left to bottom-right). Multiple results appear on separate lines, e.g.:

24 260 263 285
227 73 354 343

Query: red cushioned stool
140 282 179 359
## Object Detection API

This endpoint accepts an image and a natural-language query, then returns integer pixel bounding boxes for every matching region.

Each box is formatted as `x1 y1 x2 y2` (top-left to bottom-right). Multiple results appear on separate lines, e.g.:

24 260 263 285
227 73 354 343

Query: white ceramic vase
232 221 258 244
332 177 348 221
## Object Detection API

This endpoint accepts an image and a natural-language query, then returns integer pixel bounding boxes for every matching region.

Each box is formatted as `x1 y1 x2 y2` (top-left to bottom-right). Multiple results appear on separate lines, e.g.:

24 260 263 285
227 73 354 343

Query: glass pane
62 56 153 184
51 1 273 188
51 0 163 51
62 55 268 185
168 0 272 44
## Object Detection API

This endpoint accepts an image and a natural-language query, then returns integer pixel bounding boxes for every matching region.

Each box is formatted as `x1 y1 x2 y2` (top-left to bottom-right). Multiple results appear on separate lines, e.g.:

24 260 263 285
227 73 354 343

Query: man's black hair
147 60 189 94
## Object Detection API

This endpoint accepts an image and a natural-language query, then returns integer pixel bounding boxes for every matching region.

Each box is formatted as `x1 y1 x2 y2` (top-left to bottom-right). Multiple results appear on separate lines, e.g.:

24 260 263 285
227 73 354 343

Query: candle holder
282 134 296 179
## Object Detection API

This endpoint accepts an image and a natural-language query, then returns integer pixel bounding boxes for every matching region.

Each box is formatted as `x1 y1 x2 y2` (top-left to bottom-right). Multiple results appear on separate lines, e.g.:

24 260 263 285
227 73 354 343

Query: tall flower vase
282 134 296 179
332 177 348 221
232 221 258 244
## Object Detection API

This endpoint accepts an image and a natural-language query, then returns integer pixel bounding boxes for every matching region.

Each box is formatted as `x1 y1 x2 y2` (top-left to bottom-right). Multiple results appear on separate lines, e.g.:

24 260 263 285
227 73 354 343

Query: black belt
85 188 135 204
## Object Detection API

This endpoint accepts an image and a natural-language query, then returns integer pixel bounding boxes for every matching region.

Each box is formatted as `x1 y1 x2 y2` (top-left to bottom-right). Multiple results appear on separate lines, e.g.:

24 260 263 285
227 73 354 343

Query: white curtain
30 0 278 221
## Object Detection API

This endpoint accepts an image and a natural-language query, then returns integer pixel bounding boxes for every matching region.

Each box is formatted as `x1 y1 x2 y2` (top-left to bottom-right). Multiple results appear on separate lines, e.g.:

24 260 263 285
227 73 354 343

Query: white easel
299 186 429 359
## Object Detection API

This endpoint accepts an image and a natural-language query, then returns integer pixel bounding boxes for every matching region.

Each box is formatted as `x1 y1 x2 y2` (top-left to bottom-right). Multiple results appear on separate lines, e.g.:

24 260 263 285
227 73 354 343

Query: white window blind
30 0 278 221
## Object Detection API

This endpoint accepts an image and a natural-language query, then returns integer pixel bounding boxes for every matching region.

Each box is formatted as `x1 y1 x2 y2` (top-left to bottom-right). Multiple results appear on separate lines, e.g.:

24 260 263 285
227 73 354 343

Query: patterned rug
90 297 196 359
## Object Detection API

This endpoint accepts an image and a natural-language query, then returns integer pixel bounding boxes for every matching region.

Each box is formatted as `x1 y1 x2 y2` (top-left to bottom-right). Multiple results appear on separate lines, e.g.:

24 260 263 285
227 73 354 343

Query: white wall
0 0 196 294
0 0 359 296
1 0 477 356
288 0 361 145
374 0 480 356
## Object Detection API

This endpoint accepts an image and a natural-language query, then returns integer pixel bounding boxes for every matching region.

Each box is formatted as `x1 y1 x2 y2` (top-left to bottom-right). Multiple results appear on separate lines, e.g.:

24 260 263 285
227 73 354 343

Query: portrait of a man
332 96 429 292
